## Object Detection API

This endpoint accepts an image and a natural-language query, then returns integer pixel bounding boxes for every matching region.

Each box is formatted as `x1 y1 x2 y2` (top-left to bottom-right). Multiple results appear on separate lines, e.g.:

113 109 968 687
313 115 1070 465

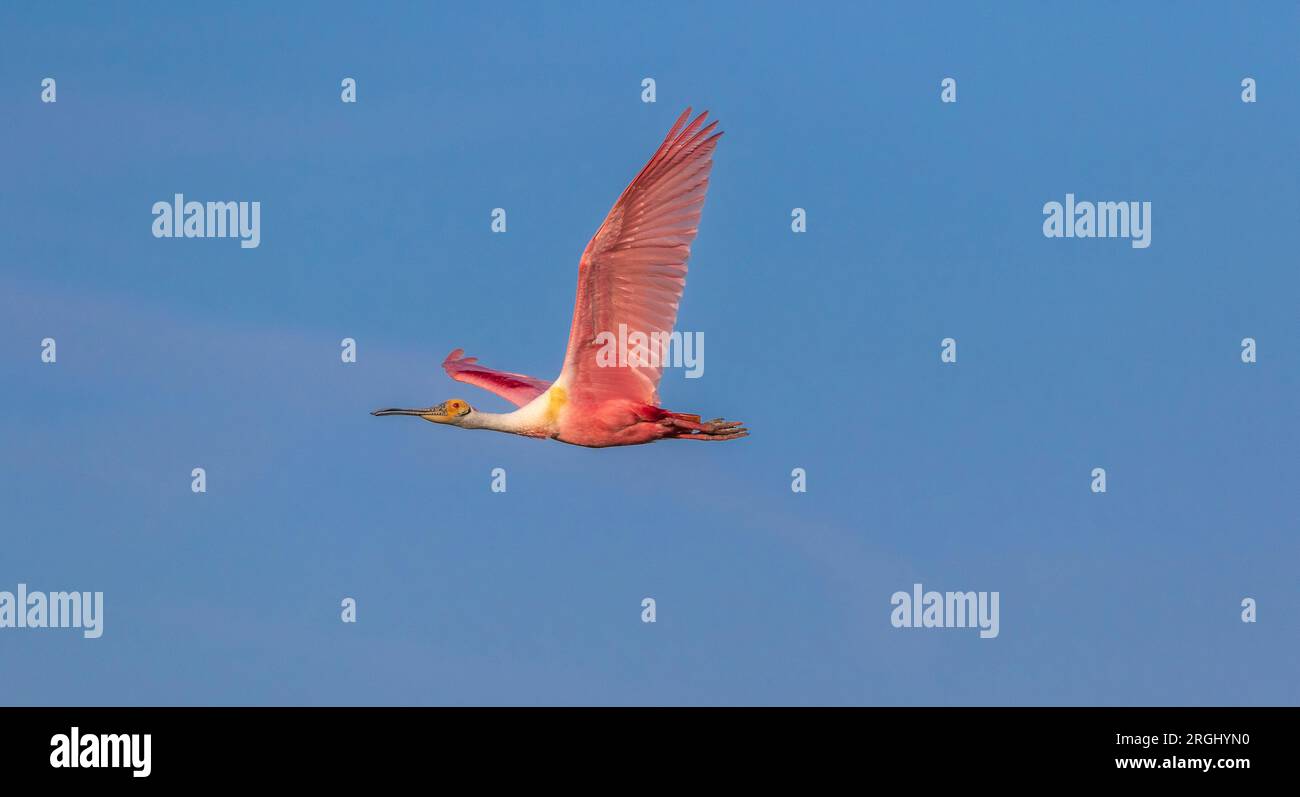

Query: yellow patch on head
421 399 470 424
545 386 568 423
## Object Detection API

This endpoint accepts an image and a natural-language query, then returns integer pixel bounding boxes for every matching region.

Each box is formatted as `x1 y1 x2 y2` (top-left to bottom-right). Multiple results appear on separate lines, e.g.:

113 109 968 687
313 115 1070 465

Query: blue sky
1 2 1296 705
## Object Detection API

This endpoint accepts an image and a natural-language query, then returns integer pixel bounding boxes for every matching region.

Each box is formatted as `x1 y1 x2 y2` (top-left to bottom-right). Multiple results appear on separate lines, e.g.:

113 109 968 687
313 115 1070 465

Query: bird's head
371 398 473 425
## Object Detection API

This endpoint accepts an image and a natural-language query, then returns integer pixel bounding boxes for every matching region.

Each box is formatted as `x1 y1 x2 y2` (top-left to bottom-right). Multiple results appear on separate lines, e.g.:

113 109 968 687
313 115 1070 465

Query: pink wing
442 348 551 408
559 108 721 407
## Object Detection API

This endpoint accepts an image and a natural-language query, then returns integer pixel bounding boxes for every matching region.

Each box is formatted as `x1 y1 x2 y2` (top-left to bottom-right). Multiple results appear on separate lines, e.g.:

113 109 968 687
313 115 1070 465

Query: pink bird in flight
373 108 747 447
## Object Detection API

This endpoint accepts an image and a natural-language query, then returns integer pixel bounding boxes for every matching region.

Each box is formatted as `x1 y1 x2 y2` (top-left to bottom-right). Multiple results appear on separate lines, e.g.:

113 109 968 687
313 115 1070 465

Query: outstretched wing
559 108 721 407
442 348 551 408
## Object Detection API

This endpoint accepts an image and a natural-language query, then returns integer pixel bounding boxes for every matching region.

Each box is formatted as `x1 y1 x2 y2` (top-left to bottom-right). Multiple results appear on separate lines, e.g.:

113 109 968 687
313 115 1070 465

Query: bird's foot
662 414 748 441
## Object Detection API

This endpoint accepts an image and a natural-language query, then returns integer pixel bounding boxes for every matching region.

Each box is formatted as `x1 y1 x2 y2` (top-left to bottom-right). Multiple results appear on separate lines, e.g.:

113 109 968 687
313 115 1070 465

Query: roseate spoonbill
373 108 746 448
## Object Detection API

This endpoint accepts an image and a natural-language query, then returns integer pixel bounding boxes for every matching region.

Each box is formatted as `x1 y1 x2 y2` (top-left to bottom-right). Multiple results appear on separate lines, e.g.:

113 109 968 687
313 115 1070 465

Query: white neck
460 410 536 436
